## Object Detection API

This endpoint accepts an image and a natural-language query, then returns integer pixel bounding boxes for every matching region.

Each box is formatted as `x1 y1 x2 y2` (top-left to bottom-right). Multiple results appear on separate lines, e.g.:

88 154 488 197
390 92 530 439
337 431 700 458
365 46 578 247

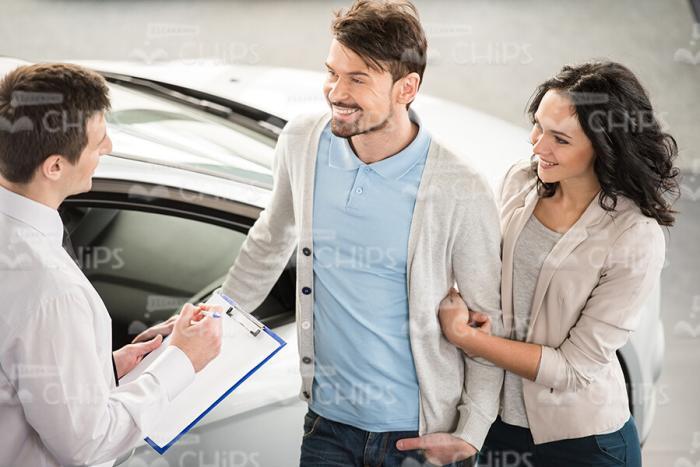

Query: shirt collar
328 109 430 181
0 185 64 247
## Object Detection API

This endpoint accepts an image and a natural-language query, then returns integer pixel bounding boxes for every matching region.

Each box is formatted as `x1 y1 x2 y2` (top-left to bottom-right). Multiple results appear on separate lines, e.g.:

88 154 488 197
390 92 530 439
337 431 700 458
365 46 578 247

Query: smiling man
222 1 504 465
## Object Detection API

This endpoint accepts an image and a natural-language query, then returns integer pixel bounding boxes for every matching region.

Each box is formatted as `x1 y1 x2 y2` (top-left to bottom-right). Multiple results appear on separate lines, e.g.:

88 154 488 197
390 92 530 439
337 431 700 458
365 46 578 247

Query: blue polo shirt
310 116 431 432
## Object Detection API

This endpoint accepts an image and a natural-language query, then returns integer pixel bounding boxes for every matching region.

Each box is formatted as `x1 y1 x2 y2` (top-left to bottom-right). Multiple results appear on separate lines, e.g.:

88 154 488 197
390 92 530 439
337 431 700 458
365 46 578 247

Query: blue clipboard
119 291 286 454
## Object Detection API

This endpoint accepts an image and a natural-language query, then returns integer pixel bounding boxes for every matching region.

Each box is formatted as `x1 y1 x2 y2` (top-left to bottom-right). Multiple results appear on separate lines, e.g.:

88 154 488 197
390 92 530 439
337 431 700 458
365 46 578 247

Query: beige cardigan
223 111 504 449
500 161 666 444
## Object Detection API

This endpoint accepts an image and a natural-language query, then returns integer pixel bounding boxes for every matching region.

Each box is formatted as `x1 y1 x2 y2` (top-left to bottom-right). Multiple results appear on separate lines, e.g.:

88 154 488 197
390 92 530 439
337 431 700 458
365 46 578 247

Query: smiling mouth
539 158 559 168
332 104 360 116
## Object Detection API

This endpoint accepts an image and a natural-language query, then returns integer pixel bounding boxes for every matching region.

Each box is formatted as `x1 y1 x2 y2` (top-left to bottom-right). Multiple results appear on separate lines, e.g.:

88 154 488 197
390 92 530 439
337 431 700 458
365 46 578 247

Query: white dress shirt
0 186 195 467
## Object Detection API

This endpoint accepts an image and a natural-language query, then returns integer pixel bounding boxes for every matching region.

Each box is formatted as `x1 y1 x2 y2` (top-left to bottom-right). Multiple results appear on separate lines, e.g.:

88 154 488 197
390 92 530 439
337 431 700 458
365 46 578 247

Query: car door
60 177 306 467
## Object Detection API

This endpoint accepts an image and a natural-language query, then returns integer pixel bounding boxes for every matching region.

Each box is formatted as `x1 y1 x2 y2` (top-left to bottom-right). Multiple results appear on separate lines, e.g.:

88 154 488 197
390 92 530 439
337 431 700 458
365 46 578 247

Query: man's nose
328 78 349 103
101 135 113 155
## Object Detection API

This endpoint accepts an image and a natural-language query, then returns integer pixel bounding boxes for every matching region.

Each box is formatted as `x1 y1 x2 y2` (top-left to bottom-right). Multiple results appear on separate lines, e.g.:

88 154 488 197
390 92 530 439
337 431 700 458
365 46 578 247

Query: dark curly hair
527 61 679 226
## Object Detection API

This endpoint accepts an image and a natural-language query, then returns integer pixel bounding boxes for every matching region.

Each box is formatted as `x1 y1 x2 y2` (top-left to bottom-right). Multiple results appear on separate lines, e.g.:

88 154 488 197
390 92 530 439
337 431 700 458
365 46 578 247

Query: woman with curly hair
439 61 679 467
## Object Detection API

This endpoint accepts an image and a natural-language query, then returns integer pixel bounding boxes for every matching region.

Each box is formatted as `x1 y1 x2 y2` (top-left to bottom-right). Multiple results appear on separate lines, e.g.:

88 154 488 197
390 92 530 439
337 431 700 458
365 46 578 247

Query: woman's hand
439 288 492 356
438 288 472 345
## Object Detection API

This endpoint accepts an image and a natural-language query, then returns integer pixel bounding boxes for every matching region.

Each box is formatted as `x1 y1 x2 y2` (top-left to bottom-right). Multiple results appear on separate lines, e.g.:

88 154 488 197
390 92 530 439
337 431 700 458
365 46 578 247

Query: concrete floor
2 1 699 465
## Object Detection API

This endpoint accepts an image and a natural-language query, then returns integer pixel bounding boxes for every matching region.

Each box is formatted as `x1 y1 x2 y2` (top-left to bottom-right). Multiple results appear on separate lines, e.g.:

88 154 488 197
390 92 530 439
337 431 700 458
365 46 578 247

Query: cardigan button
302 287 312 295
302 247 311 256
302 356 312 364
303 391 310 399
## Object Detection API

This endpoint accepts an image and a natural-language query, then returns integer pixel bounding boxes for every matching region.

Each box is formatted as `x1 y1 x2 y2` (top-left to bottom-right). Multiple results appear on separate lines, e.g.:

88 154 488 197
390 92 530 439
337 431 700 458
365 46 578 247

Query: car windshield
106 81 275 186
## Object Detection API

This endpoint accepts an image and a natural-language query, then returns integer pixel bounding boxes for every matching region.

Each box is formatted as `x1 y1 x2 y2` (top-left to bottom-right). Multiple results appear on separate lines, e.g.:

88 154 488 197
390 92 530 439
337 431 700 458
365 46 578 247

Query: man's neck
349 112 419 165
0 178 63 210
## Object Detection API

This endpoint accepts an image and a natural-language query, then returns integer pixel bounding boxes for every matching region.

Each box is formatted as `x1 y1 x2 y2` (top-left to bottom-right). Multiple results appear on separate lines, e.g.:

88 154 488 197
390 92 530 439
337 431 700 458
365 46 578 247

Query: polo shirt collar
328 109 429 181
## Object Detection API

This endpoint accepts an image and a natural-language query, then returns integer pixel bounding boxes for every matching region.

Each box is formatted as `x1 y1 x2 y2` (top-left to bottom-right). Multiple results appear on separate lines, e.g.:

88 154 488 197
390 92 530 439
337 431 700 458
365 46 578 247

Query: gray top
501 214 562 428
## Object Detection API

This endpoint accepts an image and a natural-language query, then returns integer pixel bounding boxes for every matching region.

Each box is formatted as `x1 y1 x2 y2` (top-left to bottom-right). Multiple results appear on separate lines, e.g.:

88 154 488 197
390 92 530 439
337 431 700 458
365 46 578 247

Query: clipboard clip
211 289 265 337
225 303 264 337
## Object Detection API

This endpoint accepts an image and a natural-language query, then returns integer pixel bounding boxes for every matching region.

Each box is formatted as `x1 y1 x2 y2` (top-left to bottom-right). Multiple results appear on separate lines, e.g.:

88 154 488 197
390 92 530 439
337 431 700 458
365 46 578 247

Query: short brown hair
332 0 428 84
0 63 110 184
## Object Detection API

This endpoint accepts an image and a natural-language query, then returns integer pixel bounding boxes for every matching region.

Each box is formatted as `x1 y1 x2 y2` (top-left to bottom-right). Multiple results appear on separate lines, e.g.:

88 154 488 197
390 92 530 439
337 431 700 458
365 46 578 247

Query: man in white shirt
0 63 222 467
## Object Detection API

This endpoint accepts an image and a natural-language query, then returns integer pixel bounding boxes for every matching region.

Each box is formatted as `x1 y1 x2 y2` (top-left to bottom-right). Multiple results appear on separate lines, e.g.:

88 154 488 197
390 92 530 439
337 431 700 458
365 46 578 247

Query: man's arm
5 292 196 466
397 175 505 464
450 181 505 451
221 127 298 311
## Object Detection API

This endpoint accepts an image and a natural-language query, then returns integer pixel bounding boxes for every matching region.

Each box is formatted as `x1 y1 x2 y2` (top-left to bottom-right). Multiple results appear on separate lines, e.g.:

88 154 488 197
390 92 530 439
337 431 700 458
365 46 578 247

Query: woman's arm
440 220 665 391
439 289 541 380
462 333 541 381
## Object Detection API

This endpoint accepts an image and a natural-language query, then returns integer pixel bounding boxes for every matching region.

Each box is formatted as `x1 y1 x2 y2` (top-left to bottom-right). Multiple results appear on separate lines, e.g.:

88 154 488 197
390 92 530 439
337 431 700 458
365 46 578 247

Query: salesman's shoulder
0 221 91 310
0 263 92 343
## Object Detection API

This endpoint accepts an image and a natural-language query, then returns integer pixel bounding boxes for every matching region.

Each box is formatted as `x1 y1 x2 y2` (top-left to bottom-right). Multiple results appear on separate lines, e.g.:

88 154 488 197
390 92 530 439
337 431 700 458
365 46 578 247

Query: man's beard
330 107 393 139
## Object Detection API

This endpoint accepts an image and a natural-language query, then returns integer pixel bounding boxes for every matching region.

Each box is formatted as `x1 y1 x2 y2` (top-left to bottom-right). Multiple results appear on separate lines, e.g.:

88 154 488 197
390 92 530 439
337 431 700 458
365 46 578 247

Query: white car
0 57 664 466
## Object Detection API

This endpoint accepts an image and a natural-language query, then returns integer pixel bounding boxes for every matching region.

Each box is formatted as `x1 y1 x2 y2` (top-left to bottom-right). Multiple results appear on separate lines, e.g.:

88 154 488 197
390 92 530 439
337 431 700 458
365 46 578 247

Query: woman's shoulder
588 196 666 267
607 196 665 242
499 159 537 204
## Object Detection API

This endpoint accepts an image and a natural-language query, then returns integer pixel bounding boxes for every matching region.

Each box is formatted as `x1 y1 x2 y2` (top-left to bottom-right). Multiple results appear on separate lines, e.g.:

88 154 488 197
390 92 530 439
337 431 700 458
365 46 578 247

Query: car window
60 204 295 349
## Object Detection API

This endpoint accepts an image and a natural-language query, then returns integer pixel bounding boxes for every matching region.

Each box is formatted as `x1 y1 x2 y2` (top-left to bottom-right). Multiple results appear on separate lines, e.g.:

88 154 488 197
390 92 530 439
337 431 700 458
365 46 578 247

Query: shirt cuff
452 400 494 451
145 345 195 401
111 354 119 387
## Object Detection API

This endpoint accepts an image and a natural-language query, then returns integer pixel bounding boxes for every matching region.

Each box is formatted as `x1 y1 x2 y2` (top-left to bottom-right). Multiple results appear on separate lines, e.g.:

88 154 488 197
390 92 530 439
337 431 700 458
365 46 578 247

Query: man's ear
39 154 65 182
396 72 421 106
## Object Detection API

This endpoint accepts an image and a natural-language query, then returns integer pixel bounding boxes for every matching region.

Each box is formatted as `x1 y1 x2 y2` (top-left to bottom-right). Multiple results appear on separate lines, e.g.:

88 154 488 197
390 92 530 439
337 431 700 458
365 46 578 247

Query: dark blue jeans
300 409 473 467
476 416 641 467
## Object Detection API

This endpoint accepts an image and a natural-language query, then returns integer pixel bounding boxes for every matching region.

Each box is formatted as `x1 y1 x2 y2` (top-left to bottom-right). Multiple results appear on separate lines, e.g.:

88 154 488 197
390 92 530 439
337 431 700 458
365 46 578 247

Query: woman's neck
554 175 601 211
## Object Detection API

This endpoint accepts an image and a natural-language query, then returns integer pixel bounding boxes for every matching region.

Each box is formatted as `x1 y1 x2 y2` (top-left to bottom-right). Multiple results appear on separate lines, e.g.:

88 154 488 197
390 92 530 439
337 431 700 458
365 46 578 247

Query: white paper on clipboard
119 290 286 454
